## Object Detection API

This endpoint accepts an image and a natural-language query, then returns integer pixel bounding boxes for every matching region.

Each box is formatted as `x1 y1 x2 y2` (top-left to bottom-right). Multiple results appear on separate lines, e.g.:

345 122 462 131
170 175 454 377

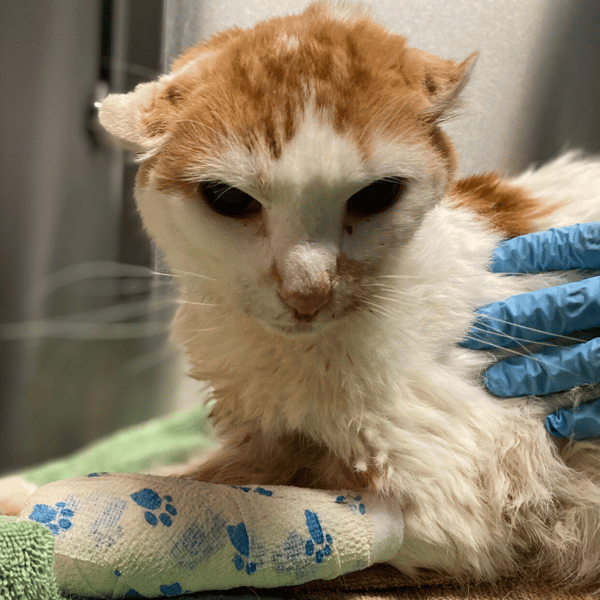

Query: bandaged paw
18 473 403 598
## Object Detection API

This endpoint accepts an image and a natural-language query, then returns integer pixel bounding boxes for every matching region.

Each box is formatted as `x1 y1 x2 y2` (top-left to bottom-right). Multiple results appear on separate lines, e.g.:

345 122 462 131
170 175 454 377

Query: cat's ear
410 50 479 121
99 80 167 153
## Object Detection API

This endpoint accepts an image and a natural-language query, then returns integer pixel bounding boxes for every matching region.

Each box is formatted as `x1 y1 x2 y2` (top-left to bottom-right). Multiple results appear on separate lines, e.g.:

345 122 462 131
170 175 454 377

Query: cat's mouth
291 308 321 323
265 304 350 337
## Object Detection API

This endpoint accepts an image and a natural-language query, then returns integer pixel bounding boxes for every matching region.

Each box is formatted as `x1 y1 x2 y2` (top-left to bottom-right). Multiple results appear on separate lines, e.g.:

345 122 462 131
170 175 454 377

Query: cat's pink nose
271 244 336 320
279 287 332 318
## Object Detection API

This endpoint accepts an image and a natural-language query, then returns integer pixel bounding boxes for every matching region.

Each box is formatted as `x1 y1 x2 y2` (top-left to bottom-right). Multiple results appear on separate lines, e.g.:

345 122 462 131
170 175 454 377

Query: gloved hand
461 223 600 440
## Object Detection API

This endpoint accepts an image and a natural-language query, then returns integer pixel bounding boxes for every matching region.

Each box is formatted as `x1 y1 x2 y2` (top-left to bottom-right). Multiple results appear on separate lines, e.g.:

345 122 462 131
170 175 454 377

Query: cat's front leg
178 449 475 579
170 442 305 486
386 530 470 578
171 432 379 490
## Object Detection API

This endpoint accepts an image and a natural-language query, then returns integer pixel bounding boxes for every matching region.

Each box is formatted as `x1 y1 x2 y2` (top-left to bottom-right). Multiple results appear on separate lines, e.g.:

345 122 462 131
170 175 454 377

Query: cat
6 0 600 587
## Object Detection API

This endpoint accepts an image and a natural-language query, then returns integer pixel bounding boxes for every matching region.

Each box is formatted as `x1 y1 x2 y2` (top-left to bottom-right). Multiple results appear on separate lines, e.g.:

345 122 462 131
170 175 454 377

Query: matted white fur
512 152 600 228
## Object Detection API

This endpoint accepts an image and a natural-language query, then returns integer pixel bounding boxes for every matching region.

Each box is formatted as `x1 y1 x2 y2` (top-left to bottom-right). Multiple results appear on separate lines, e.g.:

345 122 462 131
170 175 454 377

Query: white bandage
19 473 403 598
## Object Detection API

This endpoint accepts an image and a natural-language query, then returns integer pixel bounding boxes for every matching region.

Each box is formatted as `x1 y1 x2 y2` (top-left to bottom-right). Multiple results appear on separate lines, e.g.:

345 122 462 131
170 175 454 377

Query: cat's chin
266 321 323 337
261 318 333 338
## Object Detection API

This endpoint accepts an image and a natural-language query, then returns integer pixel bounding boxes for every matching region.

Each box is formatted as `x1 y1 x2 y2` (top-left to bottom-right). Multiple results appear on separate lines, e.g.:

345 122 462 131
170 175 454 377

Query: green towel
0 404 227 600
21 404 216 488
0 515 61 600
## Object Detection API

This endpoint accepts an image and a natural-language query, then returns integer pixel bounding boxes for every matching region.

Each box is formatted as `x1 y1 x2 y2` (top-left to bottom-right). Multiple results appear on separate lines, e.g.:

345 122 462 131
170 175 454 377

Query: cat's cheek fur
136 185 300 330
135 181 256 300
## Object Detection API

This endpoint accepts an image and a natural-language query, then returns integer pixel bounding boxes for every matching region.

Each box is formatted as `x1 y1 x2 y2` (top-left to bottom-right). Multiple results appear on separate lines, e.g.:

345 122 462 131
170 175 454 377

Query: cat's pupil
200 181 262 218
346 178 408 218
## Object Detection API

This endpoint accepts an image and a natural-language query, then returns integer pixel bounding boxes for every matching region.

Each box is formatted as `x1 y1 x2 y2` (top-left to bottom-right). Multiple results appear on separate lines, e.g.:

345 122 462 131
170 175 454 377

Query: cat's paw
0 476 38 516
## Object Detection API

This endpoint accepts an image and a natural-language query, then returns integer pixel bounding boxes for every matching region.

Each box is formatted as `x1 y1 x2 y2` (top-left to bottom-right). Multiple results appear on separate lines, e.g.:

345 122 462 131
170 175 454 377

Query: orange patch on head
137 2 474 195
452 173 557 237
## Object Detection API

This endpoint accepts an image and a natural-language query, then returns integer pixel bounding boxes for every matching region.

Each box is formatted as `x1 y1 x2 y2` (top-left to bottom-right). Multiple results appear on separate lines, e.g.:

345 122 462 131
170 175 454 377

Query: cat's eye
200 181 262 219
346 178 408 218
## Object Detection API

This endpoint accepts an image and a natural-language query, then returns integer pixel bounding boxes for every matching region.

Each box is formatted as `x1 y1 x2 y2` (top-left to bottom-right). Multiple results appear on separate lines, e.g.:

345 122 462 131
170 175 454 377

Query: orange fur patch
139 2 473 195
452 173 557 237
183 429 380 491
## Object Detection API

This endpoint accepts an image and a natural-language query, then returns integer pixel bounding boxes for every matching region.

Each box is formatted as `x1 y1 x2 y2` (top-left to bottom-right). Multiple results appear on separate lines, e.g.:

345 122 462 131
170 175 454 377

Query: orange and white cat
6 0 600 586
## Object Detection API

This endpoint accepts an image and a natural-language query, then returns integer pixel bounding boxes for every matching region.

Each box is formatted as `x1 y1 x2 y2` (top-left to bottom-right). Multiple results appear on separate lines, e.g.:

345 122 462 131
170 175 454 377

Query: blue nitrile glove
461 223 600 440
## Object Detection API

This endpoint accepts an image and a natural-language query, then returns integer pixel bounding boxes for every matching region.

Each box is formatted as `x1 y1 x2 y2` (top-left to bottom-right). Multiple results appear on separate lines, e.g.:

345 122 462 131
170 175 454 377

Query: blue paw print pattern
272 530 310 578
231 485 273 497
335 495 366 515
130 488 177 527
124 583 189 598
117 570 190 597
227 522 257 575
29 500 75 536
158 583 187 597
304 510 333 564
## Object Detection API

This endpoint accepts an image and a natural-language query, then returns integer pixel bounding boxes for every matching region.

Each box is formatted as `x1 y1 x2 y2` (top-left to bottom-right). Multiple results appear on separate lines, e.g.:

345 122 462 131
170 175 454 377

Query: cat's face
100 1 476 336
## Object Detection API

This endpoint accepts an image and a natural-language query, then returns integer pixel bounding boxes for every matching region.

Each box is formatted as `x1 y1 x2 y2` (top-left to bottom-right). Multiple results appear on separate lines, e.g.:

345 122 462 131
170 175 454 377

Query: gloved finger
546 397 600 440
491 222 600 274
482 338 600 397
461 276 600 350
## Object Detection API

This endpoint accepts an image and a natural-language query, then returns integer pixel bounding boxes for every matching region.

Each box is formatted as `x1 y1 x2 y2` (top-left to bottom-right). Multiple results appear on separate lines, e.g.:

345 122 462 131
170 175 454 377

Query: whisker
28 260 167 304
377 274 424 280
151 270 176 278
51 297 174 323
364 282 411 293
178 326 225 346
475 313 584 345
461 332 583 379
0 296 175 341
363 285 408 297
168 268 219 282
176 299 223 307
357 298 401 320
376 273 525 284
101 57 162 81
468 324 568 351
368 293 410 306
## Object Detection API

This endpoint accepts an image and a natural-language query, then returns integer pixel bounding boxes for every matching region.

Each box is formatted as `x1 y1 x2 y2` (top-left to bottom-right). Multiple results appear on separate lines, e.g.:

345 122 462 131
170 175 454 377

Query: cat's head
100 1 476 337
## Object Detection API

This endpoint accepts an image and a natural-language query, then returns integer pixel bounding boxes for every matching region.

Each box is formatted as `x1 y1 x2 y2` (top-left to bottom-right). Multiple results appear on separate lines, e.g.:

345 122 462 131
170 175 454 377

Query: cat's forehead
141 2 468 195
161 8 426 150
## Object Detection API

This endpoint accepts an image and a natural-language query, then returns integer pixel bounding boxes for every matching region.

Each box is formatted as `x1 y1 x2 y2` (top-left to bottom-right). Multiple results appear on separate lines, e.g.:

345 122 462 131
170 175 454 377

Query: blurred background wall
1 0 598 473
0 0 171 472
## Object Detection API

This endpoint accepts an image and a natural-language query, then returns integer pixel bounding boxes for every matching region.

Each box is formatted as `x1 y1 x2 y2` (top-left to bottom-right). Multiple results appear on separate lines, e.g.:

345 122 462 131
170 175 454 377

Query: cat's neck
172 298 387 428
